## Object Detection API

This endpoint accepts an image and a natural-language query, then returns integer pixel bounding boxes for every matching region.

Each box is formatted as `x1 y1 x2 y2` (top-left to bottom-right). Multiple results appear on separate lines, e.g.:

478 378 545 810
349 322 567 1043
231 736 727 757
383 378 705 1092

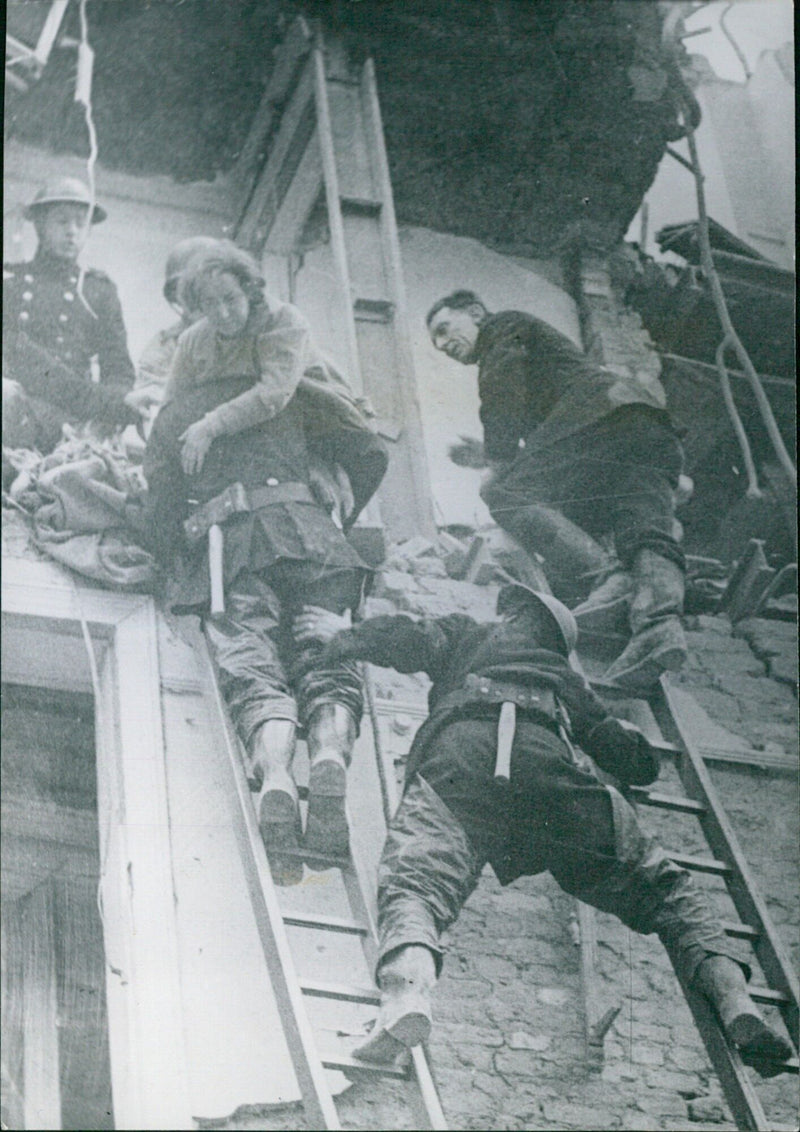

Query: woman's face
196 270 250 337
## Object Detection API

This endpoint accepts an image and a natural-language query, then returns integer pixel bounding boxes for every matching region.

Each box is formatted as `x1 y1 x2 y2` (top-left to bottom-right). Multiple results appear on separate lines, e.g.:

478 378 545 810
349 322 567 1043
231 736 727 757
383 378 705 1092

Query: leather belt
463 673 559 718
460 674 566 783
183 480 315 543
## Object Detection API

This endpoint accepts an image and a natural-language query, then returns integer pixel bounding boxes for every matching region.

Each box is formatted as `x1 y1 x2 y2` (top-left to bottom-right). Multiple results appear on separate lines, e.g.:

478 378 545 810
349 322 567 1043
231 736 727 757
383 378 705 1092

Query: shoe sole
305 761 349 859
258 789 303 886
728 1012 794 1076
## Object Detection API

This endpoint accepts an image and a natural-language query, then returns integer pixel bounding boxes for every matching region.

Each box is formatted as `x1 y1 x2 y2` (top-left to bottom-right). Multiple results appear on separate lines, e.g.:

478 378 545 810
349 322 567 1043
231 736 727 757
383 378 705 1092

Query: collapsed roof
5 0 689 255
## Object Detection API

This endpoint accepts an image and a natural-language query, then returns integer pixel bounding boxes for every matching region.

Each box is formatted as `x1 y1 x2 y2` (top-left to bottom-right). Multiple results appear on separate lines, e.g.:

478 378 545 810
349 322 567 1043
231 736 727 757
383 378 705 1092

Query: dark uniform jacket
143 378 387 609
475 310 667 462
3 252 137 425
326 610 658 786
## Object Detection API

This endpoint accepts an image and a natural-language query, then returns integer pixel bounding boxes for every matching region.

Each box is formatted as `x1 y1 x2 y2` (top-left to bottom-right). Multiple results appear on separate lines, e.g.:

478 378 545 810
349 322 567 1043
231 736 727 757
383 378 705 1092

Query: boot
250 719 303 886
603 549 688 690
304 703 356 858
572 566 633 638
499 503 615 605
354 945 437 1064
693 956 793 1076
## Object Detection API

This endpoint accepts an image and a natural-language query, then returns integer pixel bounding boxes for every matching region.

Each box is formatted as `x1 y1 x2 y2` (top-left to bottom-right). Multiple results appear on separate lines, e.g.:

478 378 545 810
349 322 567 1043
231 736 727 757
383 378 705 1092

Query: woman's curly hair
178 239 266 313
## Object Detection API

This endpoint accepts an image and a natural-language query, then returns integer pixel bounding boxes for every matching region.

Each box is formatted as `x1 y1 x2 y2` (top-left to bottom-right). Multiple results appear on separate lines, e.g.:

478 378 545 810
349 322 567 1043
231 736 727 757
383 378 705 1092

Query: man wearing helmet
3 177 152 453
295 587 792 1074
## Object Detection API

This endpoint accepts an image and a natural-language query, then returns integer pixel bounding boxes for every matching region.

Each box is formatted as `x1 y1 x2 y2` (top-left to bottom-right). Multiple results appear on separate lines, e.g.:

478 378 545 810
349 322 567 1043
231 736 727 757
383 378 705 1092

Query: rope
75 0 98 321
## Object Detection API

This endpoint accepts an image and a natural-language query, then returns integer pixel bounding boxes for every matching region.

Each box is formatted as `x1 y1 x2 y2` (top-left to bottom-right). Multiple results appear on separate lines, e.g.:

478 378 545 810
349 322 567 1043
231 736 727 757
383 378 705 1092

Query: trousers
376 717 743 984
482 405 685 571
204 559 366 745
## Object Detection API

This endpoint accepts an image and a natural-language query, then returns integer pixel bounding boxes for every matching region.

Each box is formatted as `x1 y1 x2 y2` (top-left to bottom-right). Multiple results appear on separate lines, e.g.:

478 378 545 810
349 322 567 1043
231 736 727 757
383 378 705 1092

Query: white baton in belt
208 523 225 616
494 701 516 783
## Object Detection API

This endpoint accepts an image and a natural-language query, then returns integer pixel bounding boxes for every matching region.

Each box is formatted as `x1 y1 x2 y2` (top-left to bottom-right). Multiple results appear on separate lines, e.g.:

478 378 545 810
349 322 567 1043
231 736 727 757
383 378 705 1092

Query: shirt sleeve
137 329 178 393
4 330 137 425
478 328 532 462
326 613 475 677
199 303 310 438
90 275 136 392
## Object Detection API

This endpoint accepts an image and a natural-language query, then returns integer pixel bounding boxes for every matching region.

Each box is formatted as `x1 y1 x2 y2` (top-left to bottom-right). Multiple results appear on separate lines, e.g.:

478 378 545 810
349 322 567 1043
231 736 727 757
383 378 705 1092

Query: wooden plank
627 788 706 815
22 883 61 1132
300 979 381 1006
284 911 368 936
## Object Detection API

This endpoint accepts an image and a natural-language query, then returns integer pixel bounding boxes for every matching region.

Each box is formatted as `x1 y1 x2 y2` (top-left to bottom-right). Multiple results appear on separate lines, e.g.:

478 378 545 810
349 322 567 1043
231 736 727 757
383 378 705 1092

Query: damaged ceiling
5 0 689 255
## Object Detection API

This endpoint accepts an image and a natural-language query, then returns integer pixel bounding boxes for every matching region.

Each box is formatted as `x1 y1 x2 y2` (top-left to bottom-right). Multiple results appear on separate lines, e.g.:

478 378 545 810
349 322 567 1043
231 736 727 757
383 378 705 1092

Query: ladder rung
721 920 760 942
628 787 706 815
283 911 368 936
275 846 350 870
749 985 791 1007
353 297 394 323
340 195 382 217
300 979 380 1005
321 1050 410 1079
669 852 732 876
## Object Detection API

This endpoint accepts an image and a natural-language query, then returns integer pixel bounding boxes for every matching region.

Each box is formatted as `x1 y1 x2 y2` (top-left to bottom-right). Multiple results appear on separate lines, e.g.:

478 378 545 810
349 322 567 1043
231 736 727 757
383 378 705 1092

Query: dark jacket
327 610 658 785
143 379 386 608
475 310 667 462
4 252 136 398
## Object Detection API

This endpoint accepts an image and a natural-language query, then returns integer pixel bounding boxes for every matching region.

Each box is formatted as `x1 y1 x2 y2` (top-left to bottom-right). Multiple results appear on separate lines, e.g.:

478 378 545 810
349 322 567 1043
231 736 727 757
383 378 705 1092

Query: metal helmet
163 236 222 302
25 177 106 224
496 583 579 656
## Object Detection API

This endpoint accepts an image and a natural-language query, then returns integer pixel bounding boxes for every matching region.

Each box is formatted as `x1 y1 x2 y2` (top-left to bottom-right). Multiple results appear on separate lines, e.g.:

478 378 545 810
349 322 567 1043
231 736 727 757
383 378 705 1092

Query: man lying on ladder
143 321 388 884
295 585 793 1074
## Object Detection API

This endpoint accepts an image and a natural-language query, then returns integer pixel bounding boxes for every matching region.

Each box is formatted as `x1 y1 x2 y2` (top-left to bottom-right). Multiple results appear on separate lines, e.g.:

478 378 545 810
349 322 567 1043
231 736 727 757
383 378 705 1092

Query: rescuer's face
428 306 481 364
36 204 90 262
196 270 250 337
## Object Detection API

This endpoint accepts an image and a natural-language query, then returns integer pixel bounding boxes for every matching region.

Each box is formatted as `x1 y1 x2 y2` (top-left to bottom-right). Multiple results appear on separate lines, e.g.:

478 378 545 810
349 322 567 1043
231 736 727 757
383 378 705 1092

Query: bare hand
124 385 162 417
179 418 215 475
293 605 351 644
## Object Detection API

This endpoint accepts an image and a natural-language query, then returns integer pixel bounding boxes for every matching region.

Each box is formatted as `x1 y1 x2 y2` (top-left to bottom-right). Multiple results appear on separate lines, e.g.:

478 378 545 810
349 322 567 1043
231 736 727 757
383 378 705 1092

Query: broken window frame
2 559 193 1131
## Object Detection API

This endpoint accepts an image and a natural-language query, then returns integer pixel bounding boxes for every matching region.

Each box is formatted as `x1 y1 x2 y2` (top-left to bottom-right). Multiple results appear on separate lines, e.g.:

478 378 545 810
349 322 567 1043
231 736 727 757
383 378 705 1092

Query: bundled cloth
5 429 157 591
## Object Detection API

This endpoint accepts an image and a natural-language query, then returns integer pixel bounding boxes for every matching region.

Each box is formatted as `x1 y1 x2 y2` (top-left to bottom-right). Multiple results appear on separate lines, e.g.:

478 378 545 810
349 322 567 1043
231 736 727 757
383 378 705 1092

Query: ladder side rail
232 16 312 216
653 677 800 1045
237 59 316 249
311 35 363 391
352 669 448 1128
360 55 436 537
199 631 342 1130
672 963 772 1132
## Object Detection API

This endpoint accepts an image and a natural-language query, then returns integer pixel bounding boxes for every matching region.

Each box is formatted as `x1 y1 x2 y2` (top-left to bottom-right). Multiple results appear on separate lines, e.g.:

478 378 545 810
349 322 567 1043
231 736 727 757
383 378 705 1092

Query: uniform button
70 275 78 285
19 311 30 322
266 477 279 486
24 274 33 283
22 291 33 302
64 291 74 302
56 336 65 344
64 351 72 360
59 313 69 322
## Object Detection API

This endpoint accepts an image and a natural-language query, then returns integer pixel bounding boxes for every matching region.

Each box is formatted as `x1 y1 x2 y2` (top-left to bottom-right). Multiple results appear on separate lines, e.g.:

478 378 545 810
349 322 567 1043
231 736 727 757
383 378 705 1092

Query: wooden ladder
584 671 799 1131
198 628 447 1131
233 16 436 544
